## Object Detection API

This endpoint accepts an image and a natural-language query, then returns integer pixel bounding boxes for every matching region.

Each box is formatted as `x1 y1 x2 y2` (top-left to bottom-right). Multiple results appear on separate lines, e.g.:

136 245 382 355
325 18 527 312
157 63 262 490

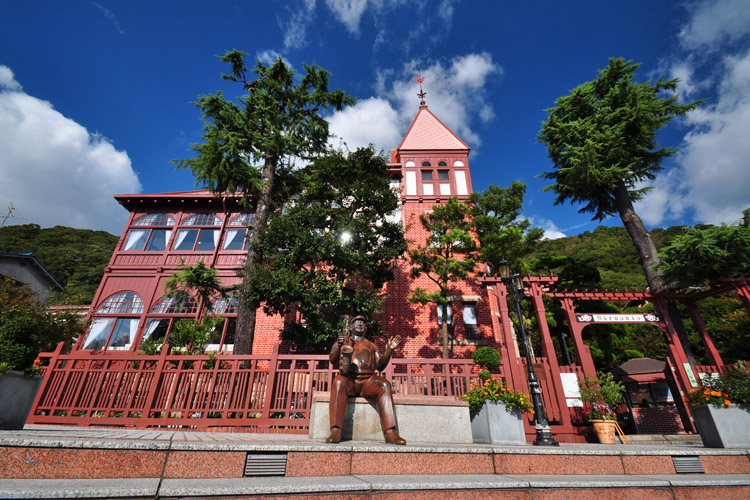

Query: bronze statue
327 316 406 445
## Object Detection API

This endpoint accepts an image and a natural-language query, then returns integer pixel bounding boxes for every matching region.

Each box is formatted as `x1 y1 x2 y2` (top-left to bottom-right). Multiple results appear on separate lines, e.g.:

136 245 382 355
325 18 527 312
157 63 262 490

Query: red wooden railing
28 343 485 432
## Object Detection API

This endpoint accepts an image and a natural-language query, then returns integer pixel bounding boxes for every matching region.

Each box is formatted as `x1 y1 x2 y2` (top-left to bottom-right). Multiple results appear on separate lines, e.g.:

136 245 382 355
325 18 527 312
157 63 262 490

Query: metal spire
412 67 426 106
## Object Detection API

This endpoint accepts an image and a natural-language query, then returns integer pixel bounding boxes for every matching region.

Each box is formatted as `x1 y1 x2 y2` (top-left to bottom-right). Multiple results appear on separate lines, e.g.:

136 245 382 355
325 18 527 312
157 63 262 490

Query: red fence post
144 345 171 421
261 344 280 421
27 341 66 422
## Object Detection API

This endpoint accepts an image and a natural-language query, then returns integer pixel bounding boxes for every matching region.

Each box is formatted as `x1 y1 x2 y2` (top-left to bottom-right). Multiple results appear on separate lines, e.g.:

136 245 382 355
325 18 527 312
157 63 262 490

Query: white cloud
634 169 687 227
326 52 501 154
679 0 750 49
0 65 141 234
677 51 750 224
280 1 316 50
325 0 369 35
529 217 566 240
0 67 22 91
640 0 750 227
327 97 402 152
92 2 125 35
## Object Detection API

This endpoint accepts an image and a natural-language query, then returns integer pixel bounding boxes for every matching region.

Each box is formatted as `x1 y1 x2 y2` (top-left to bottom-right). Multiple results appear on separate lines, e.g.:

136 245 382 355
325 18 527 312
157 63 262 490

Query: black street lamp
498 260 559 446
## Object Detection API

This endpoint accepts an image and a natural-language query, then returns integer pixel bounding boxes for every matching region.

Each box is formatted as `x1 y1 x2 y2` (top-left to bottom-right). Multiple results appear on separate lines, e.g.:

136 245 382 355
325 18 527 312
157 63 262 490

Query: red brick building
76 102 496 357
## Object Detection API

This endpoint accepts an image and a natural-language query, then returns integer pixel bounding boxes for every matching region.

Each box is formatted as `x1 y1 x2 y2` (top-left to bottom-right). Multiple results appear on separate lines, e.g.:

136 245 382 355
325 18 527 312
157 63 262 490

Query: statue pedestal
309 392 472 443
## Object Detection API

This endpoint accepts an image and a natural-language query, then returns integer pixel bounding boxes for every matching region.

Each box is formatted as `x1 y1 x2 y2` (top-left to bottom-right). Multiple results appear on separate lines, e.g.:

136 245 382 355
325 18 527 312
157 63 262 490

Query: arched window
438 161 447 167
123 214 175 251
173 214 223 251
208 294 239 352
421 161 432 167
138 295 199 350
82 292 144 351
222 214 254 251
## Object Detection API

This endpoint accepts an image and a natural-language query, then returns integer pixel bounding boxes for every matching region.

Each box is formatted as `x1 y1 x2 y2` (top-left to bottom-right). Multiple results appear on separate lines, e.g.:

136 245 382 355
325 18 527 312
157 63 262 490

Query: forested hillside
528 225 690 291
0 224 119 304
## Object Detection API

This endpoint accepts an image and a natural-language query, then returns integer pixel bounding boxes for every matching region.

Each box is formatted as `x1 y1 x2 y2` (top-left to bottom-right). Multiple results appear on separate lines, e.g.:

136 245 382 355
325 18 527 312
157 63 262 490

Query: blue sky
1 1 748 236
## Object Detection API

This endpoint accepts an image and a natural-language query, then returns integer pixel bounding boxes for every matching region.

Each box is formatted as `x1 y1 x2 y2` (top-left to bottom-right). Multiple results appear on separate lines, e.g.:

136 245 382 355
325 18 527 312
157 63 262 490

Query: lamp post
498 260 559 446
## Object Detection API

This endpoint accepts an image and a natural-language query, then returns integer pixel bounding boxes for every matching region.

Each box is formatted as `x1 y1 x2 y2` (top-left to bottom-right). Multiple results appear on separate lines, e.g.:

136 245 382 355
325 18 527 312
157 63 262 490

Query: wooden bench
308 392 472 444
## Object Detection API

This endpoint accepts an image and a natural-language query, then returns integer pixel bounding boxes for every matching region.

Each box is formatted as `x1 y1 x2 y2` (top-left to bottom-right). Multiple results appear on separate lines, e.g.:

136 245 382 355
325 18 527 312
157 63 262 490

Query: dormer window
123 214 175 251
174 214 223 252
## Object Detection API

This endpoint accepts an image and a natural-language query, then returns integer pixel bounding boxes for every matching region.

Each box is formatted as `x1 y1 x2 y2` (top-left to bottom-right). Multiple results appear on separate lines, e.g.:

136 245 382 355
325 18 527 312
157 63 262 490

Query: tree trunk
612 179 696 364
613 179 666 293
441 302 450 359
233 158 277 355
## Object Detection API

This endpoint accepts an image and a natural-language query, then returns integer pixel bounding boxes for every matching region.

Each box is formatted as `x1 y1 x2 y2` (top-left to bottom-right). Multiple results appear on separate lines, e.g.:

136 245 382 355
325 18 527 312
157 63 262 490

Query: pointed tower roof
397 105 470 152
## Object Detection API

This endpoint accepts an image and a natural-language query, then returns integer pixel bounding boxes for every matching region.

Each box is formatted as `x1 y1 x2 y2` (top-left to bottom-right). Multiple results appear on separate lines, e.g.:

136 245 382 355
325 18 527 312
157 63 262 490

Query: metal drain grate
672 456 704 474
244 453 288 476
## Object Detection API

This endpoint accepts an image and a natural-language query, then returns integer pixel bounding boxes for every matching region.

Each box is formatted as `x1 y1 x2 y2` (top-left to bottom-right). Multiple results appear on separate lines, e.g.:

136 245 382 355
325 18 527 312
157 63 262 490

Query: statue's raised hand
387 335 401 350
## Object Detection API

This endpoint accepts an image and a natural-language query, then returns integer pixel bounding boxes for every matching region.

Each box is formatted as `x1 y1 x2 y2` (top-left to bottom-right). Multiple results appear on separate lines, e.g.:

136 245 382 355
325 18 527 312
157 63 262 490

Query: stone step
1 474 749 499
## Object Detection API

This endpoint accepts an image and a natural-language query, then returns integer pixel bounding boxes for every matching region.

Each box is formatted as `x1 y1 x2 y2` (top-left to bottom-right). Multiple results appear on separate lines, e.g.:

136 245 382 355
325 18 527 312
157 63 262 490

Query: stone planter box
692 404 750 448
470 401 527 445
0 370 43 429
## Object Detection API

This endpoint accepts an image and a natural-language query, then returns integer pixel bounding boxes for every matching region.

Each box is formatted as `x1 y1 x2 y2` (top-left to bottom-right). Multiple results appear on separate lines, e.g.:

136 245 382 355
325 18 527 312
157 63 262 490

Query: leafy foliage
0 276 85 374
461 377 534 414
468 182 544 275
472 346 501 371
0 224 118 303
538 57 702 293
538 57 701 221
252 147 406 350
408 197 478 358
165 260 227 313
168 316 225 355
578 372 625 420
656 216 750 288
175 50 353 354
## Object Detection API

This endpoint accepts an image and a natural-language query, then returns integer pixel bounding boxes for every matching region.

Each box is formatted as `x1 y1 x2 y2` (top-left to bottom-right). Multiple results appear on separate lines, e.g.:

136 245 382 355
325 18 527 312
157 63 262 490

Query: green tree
175 51 353 354
252 147 406 350
468 182 544 275
0 276 84 374
538 57 702 293
409 198 478 358
656 211 750 288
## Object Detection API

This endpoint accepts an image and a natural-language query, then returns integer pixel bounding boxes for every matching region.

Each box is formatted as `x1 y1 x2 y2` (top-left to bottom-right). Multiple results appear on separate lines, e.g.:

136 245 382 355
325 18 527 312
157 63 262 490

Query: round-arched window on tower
82 291 144 351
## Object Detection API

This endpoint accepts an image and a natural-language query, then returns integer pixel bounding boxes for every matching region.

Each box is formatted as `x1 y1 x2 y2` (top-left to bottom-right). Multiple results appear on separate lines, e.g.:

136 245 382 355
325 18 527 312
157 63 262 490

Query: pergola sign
575 313 661 324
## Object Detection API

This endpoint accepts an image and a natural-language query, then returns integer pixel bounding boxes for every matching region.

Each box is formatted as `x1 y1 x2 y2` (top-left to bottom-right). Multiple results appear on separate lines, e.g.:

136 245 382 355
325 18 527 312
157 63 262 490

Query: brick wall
632 407 685 434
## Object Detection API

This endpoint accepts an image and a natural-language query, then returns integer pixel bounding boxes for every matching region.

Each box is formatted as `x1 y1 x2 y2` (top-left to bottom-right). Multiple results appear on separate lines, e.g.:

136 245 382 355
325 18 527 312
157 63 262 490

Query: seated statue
327 315 406 445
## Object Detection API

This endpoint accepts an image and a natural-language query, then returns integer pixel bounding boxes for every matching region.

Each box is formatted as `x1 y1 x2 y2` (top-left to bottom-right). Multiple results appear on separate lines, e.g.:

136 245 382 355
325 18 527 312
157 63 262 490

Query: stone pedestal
309 392 472 443
0 370 43 429
470 401 527 445
692 404 750 448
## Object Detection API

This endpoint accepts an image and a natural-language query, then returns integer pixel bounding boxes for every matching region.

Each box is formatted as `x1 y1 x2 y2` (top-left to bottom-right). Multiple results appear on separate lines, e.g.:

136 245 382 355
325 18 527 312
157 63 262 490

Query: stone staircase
1 426 748 498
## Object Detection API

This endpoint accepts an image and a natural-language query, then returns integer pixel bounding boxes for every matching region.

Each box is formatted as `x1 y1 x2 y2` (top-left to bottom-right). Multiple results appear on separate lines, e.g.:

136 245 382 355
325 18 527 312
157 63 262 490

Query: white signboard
575 313 660 323
560 372 583 407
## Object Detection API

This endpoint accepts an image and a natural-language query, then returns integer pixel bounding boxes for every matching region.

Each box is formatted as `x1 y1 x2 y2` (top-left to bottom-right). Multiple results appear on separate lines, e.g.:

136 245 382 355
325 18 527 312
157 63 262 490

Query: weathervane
413 67 426 106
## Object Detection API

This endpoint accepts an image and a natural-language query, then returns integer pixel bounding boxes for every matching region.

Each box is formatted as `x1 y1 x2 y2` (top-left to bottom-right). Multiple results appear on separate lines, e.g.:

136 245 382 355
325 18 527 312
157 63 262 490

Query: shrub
578 371 625 421
472 346 501 371
684 362 750 407
461 377 534 414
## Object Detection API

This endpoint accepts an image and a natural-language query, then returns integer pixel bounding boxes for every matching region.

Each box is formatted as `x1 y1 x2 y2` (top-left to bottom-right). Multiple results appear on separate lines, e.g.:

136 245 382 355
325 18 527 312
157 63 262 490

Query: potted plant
578 372 625 444
462 347 534 444
684 362 750 448
0 278 84 429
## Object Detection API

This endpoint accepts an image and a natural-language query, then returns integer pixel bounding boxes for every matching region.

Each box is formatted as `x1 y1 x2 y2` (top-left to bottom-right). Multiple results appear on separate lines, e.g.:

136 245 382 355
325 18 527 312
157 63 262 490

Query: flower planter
692 404 750 448
0 370 43 429
470 401 527 445
590 419 616 444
